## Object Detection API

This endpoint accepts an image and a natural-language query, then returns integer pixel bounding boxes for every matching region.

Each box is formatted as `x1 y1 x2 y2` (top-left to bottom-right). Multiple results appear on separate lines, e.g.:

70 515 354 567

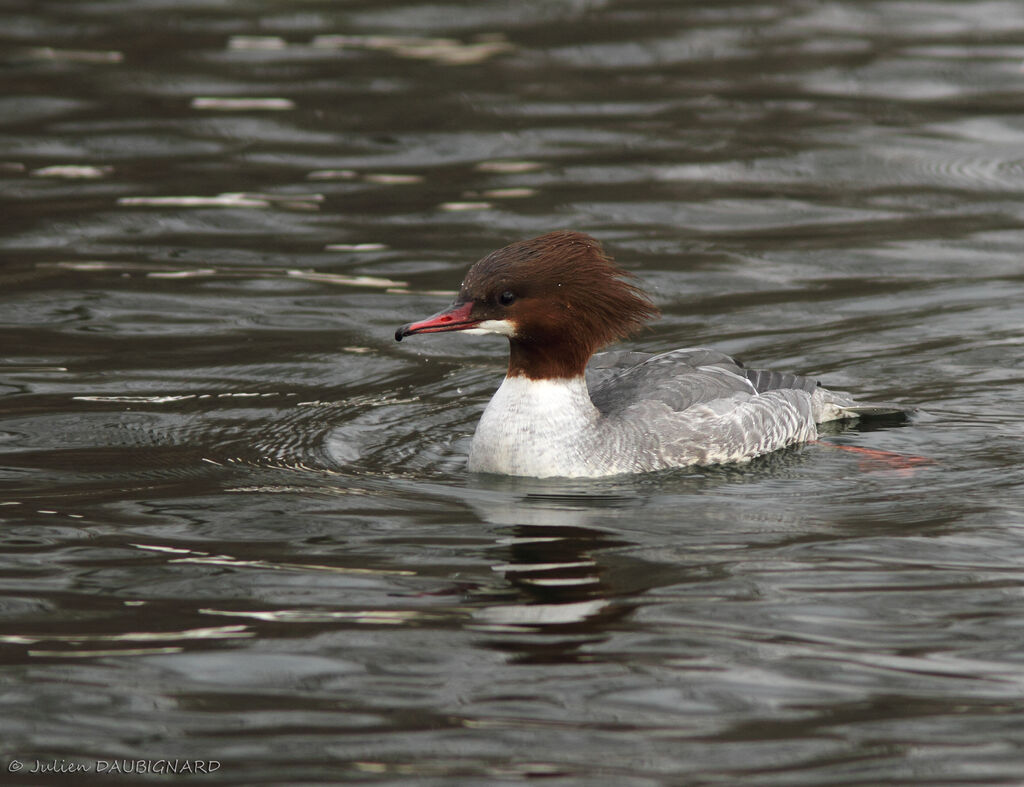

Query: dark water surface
3 1 1024 784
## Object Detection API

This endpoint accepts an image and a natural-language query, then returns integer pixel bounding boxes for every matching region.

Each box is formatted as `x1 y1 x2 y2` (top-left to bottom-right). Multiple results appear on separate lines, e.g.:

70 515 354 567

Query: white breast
468 376 600 477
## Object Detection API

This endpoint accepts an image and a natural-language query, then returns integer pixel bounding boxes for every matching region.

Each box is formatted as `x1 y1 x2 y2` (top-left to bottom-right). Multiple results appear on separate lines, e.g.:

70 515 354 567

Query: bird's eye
498 290 516 306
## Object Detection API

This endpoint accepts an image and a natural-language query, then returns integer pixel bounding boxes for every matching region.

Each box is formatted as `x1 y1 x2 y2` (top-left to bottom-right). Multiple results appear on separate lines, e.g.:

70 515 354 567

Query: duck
396 230 903 478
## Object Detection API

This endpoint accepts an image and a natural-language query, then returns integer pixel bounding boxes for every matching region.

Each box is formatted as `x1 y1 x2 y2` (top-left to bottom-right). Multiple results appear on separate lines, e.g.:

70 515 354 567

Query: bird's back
586 347 820 416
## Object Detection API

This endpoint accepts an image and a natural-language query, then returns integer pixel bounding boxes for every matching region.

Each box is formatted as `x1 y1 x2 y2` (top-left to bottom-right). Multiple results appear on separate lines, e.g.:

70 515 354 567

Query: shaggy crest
461 231 659 378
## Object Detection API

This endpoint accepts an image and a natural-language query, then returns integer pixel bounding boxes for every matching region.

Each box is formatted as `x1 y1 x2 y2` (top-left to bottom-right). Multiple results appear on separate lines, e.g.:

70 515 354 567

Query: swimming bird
396 231 902 478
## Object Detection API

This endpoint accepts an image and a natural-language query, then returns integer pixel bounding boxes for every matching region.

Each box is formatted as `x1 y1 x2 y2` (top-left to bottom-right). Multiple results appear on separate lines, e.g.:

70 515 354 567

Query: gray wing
586 347 906 424
587 348 760 416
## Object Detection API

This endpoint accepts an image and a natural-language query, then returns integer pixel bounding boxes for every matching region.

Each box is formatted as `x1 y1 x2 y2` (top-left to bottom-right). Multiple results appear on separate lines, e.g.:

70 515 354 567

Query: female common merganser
396 231 901 478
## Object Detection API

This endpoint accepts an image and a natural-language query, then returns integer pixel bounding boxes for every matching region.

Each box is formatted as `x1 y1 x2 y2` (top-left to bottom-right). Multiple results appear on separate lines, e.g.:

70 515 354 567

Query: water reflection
471 494 641 664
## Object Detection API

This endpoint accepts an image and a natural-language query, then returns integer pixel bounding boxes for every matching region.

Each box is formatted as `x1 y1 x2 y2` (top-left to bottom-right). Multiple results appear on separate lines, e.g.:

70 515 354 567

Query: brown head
395 231 659 379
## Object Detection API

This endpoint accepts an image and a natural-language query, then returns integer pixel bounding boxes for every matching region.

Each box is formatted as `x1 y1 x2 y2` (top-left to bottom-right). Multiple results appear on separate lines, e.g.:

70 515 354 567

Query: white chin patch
463 319 516 337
